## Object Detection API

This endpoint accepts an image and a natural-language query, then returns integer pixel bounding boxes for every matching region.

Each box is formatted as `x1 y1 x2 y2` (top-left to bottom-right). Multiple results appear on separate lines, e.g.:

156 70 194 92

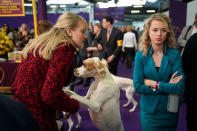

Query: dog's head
74 57 107 78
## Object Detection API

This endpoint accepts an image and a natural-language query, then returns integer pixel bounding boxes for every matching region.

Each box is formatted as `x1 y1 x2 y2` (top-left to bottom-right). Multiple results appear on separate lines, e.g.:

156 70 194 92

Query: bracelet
148 80 151 87
156 81 159 90
150 80 151 87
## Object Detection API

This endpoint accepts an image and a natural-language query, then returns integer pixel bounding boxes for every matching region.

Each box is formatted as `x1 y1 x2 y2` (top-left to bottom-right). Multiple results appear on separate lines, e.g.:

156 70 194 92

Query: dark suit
98 27 123 75
0 94 41 131
182 33 197 131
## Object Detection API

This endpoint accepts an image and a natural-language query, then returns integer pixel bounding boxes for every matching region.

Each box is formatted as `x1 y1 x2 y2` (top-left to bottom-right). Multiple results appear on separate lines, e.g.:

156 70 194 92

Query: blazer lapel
158 54 169 78
108 28 115 43
103 29 107 43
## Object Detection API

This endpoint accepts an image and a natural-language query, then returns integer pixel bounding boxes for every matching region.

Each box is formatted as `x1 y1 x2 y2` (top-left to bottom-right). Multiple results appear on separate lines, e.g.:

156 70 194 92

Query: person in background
37 20 53 35
182 33 197 131
122 25 137 69
131 26 139 43
178 13 197 54
11 13 87 131
86 23 103 59
120 26 127 35
97 16 123 75
133 13 185 131
19 24 29 43
0 94 41 131
120 26 127 63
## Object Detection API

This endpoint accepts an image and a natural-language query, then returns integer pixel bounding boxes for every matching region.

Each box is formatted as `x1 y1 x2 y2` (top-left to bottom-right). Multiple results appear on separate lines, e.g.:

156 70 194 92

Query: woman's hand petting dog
64 90 77 97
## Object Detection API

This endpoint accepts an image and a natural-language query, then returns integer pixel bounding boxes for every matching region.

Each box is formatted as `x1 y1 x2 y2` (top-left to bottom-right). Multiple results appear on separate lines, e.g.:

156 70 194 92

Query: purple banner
0 62 20 86
94 7 125 21
0 0 25 17
37 0 47 21
0 13 89 29
169 0 187 40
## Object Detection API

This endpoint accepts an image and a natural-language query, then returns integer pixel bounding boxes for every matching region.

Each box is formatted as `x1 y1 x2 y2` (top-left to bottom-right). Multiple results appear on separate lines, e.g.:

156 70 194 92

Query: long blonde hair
139 13 176 56
22 13 87 60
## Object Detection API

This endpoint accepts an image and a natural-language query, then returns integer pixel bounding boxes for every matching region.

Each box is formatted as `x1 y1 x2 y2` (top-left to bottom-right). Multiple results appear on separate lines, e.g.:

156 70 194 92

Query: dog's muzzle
74 69 79 76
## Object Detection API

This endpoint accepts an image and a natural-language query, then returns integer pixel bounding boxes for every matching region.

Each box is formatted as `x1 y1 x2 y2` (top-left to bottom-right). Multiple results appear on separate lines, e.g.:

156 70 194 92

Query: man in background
97 16 123 75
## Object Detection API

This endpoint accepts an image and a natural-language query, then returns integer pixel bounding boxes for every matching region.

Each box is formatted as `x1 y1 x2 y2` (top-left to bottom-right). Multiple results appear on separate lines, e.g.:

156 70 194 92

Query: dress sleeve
159 52 185 94
41 45 79 114
133 52 158 95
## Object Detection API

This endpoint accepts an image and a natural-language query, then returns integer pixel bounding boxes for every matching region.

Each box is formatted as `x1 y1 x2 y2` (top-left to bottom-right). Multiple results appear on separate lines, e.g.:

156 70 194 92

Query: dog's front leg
64 90 101 112
70 94 102 112
85 82 97 99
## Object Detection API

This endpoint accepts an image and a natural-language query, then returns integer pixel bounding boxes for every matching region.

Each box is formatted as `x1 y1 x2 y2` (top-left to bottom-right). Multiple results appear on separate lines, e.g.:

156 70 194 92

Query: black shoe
56 111 63 120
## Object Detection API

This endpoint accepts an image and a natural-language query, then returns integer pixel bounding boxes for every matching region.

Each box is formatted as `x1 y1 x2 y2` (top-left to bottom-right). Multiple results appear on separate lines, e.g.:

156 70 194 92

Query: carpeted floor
60 60 187 131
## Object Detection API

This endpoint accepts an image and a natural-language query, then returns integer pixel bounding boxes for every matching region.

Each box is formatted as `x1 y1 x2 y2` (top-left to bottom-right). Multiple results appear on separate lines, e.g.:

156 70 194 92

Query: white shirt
123 31 137 49
191 25 197 35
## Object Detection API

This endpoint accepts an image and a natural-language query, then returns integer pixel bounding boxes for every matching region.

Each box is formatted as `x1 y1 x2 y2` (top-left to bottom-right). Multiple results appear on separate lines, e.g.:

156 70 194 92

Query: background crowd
0 11 196 131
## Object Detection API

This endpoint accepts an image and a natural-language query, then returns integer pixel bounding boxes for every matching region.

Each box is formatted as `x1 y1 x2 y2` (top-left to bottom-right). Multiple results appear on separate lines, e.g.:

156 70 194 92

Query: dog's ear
101 59 109 69
97 61 105 69
97 70 106 78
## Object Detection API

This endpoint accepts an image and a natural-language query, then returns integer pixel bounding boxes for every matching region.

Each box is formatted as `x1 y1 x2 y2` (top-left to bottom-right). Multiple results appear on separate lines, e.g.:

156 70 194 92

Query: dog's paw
70 95 78 100
64 90 76 97
129 108 135 112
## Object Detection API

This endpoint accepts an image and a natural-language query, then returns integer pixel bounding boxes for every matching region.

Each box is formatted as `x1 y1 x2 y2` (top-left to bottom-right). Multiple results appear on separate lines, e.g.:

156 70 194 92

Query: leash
62 79 83 90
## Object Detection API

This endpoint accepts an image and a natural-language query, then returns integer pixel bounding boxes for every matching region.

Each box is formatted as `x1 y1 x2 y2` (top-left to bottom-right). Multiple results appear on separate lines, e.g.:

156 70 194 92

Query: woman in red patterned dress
11 13 87 131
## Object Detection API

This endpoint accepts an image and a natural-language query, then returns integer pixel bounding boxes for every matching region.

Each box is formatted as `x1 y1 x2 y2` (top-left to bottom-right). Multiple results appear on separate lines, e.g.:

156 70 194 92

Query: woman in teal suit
133 14 185 131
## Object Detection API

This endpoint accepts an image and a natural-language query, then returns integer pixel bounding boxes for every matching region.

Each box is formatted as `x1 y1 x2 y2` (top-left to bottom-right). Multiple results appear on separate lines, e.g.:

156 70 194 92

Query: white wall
162 10 169 16
187 0 197 26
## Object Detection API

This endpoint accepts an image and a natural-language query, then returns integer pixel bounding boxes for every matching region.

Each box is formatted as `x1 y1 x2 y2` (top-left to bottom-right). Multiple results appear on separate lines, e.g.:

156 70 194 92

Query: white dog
111 74 138 112
101 59 138 112
64 57 124 131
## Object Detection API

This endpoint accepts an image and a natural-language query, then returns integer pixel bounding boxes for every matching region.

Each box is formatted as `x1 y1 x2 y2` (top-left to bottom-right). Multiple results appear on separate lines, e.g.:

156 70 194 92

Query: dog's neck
94 67 111 80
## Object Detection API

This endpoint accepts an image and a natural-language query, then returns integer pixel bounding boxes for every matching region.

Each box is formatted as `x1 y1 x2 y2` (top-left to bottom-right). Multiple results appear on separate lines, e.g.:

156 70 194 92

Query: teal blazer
133 46 185 113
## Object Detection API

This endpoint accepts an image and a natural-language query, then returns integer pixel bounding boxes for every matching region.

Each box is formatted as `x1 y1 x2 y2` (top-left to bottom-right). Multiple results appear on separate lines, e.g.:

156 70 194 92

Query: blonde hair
139 13 176 56
22 13 87 60
94 23 102 29
126 25 133 32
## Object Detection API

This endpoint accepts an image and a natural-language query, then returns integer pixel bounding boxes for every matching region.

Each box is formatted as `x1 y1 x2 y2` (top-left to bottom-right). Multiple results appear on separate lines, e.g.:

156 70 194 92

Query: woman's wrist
149 80 159 91
156 81 159 90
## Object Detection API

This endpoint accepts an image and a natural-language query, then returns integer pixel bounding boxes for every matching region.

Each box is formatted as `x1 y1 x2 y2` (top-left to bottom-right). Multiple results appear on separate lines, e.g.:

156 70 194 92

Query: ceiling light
60 5 66 8
24 3 32 6
133 5 143 8
97 1 116 8
131 10 140 13
50 5 57 8
146 10 155 13
47 0 85 5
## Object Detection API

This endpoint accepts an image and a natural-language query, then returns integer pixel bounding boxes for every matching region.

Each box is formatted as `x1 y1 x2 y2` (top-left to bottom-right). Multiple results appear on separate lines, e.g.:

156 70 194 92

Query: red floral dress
11 43 79 131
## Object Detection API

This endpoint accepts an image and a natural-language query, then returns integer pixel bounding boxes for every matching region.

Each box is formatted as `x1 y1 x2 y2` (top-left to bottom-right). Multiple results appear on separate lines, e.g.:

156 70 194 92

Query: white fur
64 57 124 131
101 58 138 112
111 74 138 112
62 111 81 131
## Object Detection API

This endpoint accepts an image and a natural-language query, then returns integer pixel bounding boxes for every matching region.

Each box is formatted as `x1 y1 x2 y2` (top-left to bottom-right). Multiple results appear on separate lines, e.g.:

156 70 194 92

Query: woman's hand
97 44 103 51
107 55 115 63
169 71 183 83
86 47 97 52
144 79 156 90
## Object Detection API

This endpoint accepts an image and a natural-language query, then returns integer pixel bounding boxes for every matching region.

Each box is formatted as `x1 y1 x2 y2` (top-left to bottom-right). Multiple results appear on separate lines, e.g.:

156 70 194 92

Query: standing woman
11 13 87 131
133 13 185 131
86 23 103 59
